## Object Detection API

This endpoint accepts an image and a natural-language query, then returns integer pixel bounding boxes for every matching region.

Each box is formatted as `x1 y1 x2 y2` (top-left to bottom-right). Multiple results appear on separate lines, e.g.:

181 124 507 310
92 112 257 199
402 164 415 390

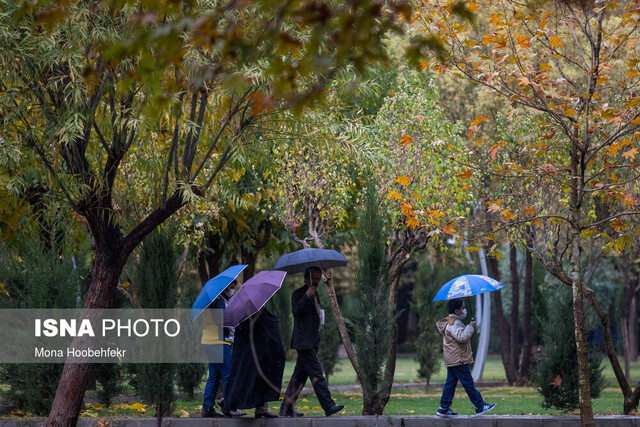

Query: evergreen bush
133 229 178 421
352 183 394 409
532 285 605 410
0 242 84 415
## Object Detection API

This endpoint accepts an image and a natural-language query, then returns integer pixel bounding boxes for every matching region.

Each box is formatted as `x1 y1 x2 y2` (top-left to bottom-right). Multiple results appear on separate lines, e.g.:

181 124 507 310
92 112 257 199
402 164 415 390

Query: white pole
472 248 491 381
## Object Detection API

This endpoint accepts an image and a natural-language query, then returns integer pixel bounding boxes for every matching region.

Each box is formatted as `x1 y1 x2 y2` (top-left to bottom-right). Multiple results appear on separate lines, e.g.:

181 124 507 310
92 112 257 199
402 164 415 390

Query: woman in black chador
223 307 285 418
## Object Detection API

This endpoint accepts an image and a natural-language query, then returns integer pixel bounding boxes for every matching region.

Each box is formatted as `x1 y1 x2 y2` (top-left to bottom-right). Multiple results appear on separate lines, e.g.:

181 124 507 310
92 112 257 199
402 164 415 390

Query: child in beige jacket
435 298 496 417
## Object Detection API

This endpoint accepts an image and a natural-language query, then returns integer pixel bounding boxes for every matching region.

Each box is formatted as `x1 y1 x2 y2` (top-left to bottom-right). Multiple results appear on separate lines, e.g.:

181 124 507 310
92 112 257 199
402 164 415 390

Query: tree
419 0 640 421
133 228 180 426
532 285 605 411
0 1 418 424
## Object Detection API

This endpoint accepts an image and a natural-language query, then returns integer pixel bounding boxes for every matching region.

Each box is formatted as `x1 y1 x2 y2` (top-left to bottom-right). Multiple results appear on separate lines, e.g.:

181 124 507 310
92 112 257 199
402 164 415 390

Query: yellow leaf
387 190 403 202
564 108 576 117
626 69 639 79
442 225 456 235
468 2 479 12
470 115 488 127
419 60 430 70
501 209 515 221
406 217 420 229
523 206 536 217
0 282 9 297
399 134 413 146
540 62 552 72
550 36 564 48
395 175 410 186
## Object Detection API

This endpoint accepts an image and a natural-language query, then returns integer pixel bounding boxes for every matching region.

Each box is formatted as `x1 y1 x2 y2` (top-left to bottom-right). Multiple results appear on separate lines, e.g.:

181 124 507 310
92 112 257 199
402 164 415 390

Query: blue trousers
203 344 232 411
439 364 484 410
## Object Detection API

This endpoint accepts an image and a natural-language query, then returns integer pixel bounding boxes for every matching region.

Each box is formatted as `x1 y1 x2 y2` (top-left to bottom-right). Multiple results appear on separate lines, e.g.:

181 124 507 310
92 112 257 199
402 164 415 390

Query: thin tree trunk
519 238 533 383
630 278 639 362
489 253 517 384
509 243 520 375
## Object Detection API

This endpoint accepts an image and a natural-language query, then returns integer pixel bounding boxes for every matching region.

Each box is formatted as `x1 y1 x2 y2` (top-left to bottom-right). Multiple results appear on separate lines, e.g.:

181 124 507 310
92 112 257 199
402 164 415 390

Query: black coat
290 285 321 350
225 309 285 410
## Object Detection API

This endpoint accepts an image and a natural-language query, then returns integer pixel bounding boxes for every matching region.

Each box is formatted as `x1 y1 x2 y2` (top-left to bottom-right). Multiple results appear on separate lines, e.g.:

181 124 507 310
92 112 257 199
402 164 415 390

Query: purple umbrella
223 270 287 327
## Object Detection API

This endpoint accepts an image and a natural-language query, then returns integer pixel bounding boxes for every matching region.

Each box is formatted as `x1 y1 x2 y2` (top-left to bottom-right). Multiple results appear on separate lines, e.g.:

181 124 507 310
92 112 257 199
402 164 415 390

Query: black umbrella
274 248 348 274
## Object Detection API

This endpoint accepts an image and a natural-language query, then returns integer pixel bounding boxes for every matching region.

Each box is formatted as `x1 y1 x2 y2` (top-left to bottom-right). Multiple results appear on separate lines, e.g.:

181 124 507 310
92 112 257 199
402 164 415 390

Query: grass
4 356 640 419
74 385 636 419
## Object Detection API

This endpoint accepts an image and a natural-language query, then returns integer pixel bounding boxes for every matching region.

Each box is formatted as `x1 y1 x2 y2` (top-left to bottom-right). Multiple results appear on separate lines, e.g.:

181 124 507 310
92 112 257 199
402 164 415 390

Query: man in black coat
279 266 344 417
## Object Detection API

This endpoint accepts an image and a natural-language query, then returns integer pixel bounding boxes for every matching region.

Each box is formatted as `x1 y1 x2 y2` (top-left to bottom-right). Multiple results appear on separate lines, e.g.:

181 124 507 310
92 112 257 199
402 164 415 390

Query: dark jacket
290 285 321 350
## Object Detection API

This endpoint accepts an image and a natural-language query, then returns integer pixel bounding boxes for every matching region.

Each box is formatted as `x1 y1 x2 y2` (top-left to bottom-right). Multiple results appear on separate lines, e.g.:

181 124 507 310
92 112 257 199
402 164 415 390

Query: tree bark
47 246 123 426
509 243 520 375
519 238 534 383
489 253 517 384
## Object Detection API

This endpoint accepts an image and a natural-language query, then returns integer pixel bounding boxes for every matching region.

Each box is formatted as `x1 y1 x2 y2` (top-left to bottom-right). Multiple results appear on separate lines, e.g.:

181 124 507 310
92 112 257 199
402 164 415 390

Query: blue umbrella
274 248 348 274
433 274 504 302
191 264 247 322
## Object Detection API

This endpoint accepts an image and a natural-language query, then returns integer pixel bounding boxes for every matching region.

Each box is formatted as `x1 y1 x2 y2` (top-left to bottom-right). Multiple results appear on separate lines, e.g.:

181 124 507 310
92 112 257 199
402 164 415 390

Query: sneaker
475 402 497 415
436 407 458 417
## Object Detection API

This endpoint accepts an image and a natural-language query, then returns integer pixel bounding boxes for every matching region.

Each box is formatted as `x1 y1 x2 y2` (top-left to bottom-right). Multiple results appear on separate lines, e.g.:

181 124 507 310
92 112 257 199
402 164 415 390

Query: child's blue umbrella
191 264 247 322
433 273 504 302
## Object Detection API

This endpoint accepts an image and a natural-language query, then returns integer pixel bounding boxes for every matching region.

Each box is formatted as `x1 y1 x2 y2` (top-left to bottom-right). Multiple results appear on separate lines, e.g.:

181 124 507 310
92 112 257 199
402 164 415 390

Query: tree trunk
629 278 639 362
569 224 593 424
509 243 520 375
489 253 517 384
47 248 122 426
325 271 362 382
519 239 533 383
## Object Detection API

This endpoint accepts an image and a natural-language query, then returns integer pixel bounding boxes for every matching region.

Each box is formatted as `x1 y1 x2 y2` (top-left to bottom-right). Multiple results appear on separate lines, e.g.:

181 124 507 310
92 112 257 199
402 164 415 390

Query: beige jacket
436 315 474 367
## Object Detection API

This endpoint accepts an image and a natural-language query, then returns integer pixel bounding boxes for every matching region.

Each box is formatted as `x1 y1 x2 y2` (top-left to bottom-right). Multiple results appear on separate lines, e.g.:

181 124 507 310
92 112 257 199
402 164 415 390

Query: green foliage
175 276 205 400
92 364 124 407
317 284 342 384
0 240 85 415
532 286 605 411
133 228 180 419
352 182 394 401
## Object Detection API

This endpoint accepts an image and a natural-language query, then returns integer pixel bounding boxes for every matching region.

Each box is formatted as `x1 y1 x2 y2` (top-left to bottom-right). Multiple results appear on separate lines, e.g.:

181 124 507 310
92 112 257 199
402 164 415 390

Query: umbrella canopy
433 274 504 302
223 270 287 327
191 264 247 322
274 248 348 274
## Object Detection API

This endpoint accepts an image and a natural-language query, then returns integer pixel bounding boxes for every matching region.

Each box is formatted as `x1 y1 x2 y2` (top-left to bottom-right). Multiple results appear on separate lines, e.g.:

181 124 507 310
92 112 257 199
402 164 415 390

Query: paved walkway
2 415 640 426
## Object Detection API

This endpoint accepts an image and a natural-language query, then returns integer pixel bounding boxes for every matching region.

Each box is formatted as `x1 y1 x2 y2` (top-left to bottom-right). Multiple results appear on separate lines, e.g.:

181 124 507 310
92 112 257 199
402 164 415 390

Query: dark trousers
280 349 334 412
440 364 484 410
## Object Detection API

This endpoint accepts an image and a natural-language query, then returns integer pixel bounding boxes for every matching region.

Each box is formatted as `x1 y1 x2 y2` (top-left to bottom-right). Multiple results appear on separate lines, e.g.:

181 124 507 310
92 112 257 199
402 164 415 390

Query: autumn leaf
622 194 638 207
0 282 9 297
540 62 552 72
406 217 420 229
442 224 456 235
549 374 562 388
457 169 472 179
470 115 488 127
400 200 415 217
523 206 536 217
399 134 413 146
549 36 564 48
623 147 638 159
487 200 502 213
501 209 515 220
563 108 576 117
395 175 410 186
387 190 403 201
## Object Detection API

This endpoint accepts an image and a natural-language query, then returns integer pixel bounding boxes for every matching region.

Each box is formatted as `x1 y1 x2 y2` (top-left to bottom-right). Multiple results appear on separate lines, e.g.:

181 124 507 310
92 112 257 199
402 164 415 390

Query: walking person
200 286 242 417
436 298 496 417
223 307 285 418
279 266 344 418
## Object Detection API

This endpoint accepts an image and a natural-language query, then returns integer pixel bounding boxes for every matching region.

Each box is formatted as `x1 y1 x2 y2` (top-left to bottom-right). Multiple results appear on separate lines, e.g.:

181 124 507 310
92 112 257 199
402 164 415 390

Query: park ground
2 355 636 419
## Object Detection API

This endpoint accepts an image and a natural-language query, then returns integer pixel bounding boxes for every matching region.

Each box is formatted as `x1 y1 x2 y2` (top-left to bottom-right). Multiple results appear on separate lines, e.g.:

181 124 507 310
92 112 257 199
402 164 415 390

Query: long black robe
225 308 285 410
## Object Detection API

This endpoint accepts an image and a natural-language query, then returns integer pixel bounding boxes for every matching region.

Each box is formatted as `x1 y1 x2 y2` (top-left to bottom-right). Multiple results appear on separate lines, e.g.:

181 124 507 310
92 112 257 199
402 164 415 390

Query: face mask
228 289 235 296
460 308 467 319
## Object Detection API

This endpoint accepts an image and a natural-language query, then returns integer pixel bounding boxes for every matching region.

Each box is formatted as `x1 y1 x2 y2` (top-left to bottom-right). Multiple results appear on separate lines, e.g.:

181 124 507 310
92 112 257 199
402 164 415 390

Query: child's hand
470 321 477 329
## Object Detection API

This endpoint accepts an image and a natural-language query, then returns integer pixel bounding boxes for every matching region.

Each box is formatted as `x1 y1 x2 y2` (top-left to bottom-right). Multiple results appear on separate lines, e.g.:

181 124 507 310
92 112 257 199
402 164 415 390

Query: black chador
224 308 285 411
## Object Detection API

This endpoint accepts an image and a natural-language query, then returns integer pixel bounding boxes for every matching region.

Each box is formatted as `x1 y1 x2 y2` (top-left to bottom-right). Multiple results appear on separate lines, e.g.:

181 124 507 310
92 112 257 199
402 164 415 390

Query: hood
436 316 454 335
